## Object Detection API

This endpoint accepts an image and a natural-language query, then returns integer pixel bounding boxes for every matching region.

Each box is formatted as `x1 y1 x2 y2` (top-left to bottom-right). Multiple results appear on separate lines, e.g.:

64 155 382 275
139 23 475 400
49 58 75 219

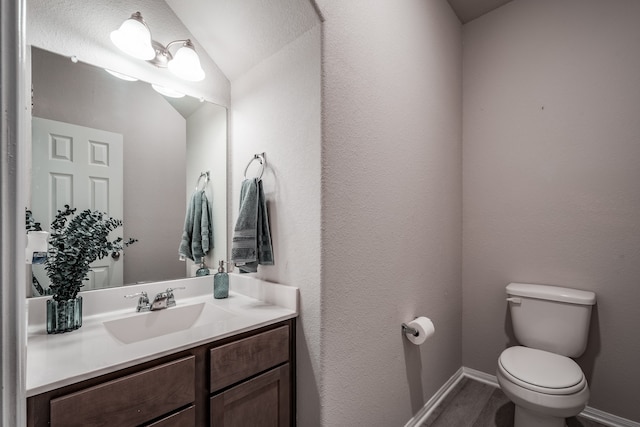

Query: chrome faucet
124 291 151 312
150 287 185 310
125 287 185 312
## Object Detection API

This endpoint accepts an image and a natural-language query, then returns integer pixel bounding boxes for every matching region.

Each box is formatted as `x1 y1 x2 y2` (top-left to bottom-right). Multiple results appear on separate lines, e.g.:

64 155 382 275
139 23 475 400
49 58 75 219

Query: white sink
104 302 235 344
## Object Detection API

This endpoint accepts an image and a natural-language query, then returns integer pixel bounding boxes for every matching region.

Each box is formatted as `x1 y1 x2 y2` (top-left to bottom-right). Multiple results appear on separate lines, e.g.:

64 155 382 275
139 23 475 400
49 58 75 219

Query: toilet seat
499 346 586 395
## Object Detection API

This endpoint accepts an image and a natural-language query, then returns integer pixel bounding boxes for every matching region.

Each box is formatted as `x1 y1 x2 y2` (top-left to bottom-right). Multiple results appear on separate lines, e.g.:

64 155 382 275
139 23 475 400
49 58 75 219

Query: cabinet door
210 364 290 427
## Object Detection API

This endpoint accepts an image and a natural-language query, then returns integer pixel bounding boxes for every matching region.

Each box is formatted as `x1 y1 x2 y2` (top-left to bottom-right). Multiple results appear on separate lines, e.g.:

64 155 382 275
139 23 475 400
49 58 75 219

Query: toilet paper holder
401 322 420 337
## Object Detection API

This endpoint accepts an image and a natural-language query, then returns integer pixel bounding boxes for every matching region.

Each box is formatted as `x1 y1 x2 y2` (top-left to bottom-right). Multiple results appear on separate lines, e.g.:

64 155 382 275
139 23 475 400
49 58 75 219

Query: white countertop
26 274 298 397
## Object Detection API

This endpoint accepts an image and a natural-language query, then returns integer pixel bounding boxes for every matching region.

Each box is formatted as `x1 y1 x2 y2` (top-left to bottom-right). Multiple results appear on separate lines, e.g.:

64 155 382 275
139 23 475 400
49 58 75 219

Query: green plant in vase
44 205 137 333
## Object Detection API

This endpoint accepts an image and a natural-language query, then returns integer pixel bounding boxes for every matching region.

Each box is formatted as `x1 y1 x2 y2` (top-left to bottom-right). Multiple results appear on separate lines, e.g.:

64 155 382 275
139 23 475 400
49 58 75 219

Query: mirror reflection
28 47 227 297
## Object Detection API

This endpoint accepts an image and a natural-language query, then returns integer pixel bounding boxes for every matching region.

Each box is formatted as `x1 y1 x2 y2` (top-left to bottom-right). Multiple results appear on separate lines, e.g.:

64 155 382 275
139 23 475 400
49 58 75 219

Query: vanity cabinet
27 319 295 427
209 326 290 426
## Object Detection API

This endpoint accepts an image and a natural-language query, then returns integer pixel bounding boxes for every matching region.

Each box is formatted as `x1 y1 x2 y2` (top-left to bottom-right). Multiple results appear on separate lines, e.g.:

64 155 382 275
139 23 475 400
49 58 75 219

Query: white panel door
31 117 124 292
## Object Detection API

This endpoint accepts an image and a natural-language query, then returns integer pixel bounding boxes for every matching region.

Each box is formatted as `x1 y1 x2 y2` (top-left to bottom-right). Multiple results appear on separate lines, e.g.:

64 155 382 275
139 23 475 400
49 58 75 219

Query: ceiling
447 0 514 23
163 0 513 84
166 0 320 81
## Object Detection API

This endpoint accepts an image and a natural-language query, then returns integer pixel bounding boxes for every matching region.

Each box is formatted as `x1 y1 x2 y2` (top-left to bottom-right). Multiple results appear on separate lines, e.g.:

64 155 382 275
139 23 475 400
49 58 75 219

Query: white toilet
497 283 596 427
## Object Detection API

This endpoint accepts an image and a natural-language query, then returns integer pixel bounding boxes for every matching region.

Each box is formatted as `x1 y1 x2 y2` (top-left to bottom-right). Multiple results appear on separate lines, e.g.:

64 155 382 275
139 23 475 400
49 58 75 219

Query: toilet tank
506 283 596 358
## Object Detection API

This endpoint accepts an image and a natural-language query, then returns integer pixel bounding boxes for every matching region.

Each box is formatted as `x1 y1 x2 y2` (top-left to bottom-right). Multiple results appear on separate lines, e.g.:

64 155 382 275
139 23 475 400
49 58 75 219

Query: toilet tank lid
506 283 596 305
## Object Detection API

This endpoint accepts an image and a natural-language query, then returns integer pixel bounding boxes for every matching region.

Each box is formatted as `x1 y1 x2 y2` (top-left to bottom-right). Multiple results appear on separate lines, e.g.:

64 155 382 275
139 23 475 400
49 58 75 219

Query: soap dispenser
195 260 209 276
213 260 229 299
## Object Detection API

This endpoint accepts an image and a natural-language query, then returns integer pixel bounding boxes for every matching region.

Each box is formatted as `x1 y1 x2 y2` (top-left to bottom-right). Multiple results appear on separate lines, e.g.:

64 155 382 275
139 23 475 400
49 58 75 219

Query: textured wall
229 25 322 427
462 0 640 421
317 1 462 425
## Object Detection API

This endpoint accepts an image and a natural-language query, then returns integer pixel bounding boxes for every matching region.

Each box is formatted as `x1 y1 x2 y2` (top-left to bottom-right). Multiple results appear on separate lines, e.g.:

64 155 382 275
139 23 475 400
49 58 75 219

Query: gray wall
317 1 463 425
32 48 187 285
230 24 323 427
185 102 227 276
462 0 640 422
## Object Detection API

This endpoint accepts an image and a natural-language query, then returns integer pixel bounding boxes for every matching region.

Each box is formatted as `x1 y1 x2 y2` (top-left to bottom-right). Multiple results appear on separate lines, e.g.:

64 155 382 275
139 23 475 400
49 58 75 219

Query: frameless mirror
28 46 227 297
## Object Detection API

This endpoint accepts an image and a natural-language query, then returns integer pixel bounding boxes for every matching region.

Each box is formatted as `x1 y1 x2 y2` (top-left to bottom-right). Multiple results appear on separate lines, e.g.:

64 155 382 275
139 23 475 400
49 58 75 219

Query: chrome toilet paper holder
401 322 420 337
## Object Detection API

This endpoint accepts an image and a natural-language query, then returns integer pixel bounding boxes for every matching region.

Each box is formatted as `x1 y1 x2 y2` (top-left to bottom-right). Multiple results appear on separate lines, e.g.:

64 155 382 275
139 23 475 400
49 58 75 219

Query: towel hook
244 152 266 180
195 171 210 191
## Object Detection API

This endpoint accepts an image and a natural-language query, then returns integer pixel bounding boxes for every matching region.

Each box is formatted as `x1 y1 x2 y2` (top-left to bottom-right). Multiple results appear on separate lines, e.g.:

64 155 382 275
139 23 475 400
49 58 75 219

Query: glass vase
46 296 83 334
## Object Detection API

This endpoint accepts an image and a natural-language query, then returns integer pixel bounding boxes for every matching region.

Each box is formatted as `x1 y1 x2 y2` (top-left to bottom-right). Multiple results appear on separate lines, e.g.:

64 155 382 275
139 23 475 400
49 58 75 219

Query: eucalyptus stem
42 205 137 302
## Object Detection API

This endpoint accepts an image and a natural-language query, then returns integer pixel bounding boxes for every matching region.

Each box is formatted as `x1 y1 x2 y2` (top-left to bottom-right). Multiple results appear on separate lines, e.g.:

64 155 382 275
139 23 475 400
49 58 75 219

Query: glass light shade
110 16 155 60
168 45 205 82
151 84 185 98
105 69 138 81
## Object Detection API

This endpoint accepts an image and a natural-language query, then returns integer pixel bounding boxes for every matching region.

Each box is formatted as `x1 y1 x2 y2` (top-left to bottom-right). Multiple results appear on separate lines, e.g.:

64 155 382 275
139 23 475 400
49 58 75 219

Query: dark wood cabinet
49 356 195 427
27 319 295 427
211 364 290 427
147 405 196 427
210 325 289 392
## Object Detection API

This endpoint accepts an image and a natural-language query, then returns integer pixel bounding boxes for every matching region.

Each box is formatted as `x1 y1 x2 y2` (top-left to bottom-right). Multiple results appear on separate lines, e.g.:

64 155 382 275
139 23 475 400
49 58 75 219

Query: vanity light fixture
111 12 205 82
151 84 185 98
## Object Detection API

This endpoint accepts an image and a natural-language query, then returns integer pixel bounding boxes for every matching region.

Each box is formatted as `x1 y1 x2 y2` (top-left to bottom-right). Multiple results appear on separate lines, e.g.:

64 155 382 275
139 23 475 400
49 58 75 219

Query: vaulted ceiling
164 0 514 83
166 0 320 81
446 0 514 23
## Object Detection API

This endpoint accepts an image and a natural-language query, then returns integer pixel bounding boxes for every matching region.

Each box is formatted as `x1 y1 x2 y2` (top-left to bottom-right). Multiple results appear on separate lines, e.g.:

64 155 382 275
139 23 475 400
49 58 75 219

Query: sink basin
104 302 235 344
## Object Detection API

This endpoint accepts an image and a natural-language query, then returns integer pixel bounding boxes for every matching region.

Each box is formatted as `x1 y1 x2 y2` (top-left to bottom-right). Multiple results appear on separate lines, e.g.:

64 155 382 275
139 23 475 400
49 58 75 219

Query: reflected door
31 117 124 292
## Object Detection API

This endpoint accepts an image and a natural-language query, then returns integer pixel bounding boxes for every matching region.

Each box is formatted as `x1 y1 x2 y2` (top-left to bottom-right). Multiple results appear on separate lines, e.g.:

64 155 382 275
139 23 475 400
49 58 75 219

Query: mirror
28 46 227 297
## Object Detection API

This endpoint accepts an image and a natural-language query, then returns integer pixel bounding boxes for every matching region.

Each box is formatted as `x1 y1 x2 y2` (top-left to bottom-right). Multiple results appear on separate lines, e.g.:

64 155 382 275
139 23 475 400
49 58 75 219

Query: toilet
497 283 596 427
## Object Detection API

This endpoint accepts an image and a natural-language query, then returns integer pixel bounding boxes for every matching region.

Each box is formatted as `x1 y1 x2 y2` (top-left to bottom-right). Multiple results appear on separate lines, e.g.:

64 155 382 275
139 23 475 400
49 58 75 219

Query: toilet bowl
497 346 589 427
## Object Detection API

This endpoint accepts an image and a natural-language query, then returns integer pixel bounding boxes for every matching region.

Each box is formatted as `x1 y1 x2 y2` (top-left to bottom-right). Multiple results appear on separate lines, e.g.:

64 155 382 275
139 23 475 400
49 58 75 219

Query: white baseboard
580 407 640 427
404 367 465 427
406 367 640 427
461 366 499 387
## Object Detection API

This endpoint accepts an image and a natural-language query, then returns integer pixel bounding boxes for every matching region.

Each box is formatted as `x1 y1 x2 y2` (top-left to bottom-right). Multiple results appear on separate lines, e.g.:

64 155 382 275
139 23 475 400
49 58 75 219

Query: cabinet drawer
210 326 289 392
146 405 195 427
50 356 195 427
210 364 290 427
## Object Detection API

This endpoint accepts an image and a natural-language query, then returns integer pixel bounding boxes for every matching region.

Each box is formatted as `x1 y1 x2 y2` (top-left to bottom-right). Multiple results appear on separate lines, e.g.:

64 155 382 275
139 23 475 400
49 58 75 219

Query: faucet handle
165 287 185 307
124 291 150 312
124 291 148 299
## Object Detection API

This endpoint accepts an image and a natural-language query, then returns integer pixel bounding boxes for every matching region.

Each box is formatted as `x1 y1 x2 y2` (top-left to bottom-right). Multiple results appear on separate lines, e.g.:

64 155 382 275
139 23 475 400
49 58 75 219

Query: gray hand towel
255 179 274 264
199 191 213 263
178 191 198 261
231 178 274 273
179 189 213 263
199 190 214 256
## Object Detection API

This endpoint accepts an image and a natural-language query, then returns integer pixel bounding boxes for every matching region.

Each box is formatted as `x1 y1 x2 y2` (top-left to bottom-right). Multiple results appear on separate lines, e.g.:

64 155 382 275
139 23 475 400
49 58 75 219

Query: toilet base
515 405 566 427
497 365 588 427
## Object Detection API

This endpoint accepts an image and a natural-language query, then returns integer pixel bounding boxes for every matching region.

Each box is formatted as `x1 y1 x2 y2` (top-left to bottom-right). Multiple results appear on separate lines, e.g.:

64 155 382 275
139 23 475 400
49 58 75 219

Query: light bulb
168 42 205 82
110 12 155 60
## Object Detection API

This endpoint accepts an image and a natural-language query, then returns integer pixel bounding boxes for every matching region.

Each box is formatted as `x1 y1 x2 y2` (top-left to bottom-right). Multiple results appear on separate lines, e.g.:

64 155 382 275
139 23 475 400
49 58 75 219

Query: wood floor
419 377 607 427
